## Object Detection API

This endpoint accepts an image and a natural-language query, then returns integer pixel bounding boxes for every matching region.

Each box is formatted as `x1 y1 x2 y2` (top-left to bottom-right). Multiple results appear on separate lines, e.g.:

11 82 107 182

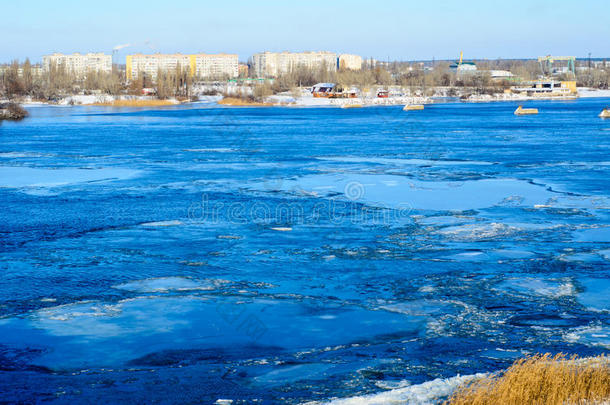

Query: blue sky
2 0 608 63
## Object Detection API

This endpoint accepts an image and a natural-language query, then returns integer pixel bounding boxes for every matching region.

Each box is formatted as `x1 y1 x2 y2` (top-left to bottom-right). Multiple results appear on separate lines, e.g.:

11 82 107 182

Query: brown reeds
90 99 178 107
217 97 272 107
446 353 610 405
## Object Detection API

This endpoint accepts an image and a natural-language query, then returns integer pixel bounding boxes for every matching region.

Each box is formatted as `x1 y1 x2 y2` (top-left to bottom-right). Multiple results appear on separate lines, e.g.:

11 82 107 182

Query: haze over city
2 0 609 63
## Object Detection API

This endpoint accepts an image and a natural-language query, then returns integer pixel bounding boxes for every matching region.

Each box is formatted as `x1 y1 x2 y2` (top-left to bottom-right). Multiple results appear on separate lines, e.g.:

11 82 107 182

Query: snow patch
317 373 486 405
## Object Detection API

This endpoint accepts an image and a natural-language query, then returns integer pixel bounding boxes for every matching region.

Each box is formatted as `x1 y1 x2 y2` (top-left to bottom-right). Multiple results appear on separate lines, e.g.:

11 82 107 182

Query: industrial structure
512 80 577 96
449 51 477 74
126 53 239 81
538 55 576 76
42 53 112 77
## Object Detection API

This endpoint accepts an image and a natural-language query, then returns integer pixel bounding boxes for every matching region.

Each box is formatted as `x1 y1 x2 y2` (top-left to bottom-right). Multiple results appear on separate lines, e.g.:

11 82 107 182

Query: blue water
1 100 610 403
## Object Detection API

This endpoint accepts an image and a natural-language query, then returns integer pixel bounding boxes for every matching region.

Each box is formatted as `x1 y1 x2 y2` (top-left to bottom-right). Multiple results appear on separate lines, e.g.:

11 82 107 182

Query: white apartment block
42 53 112 77
338 54 363 71
251 51 338 77
126 53 238 80
192 54 238 79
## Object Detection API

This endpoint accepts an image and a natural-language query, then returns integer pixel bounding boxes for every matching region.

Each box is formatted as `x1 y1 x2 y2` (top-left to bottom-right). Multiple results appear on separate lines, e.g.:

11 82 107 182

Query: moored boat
600 108 610 118
403 104 424 111
514 105 538 115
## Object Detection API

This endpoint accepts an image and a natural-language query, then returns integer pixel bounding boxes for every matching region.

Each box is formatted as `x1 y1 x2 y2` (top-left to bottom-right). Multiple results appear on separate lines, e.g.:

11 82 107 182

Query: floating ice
0 152 54 158
0 166 139 188
577 278 610 311
561 252 604 262
380 300 462 317
141 220 183 227
0 295 423 369
598 249 610 260
183 148 238 153
573 227 610 243
35 300 122 322
321 373 487 405
316 156 495 166
113 277 217 293
498 278 575 298
565 325 610 349
446 251 488 261
437 223 515 240
254 174 555 211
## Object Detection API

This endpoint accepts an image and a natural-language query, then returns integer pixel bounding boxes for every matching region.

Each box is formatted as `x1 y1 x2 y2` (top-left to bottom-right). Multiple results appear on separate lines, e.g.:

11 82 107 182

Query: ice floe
573 227 610 243
141 220 183 227
497 278 575 298
318 373 486 405
316 156 495 166
0 296 425 369
113 277 219 293
565 325 610 349
577 278 610 312
0 166 139 188
437 223 515 240
253 173 556 211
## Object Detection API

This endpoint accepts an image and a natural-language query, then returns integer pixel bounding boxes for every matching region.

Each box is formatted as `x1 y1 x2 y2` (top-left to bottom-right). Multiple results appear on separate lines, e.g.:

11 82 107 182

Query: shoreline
89 99 181 107
12 89 610 109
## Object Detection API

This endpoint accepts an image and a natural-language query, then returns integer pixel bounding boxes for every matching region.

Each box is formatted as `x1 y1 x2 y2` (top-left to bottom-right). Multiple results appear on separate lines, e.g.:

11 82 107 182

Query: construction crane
538 55 575 76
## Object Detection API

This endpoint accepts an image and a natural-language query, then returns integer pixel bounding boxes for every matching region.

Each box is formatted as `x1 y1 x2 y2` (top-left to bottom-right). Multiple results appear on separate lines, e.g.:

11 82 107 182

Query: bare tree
4 60 24 99
22 58 33 95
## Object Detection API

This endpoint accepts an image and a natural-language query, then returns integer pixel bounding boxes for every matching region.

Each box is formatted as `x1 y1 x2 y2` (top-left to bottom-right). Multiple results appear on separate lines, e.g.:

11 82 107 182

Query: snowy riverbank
11 87 610 109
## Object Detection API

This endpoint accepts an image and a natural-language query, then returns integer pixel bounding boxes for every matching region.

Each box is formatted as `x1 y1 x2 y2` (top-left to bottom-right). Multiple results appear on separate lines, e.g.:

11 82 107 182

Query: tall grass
447 353 610 405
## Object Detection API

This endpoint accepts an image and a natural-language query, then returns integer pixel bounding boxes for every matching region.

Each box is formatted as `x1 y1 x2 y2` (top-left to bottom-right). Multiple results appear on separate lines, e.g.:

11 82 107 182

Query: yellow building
560 81 577 95
126 53 238 81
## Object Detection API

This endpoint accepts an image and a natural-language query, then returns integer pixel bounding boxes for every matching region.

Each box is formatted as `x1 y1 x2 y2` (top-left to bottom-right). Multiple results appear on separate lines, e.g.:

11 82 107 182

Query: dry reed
91 99 178 107
217 97 272 107
447 353 610 405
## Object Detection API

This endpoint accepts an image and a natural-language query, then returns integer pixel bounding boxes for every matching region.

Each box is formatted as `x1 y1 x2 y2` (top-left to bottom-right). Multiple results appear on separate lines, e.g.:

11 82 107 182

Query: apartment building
0 65 44 78
251 51 338 77
193 54 238 79
42 53 112 77
338 54 363 71
126 53 238 80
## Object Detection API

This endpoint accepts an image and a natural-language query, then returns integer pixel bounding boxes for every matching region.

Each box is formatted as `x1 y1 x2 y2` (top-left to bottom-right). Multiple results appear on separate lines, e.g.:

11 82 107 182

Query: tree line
0 60 194 101
2 57 609 102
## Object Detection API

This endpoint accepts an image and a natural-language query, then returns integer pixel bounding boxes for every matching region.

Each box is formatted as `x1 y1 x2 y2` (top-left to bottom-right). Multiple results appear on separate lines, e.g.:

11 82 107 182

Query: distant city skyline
2 0 609 64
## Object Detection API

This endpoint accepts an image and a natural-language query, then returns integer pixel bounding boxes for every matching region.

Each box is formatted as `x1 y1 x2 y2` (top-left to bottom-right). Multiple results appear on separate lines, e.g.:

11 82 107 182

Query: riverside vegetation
0 102 28 121
447 353 610 405
2 58 610 103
